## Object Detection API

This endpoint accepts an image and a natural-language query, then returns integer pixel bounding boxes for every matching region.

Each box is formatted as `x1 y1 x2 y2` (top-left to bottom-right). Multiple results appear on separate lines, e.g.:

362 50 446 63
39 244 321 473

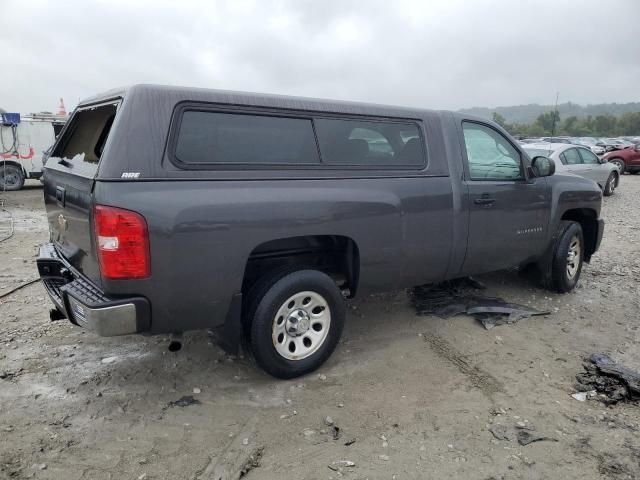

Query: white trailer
1 114 66 190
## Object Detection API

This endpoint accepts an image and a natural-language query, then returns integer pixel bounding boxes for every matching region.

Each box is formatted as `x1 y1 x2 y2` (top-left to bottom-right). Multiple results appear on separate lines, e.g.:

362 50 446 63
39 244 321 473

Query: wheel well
561 209 598 261
0 160 26 175
242 235 360 297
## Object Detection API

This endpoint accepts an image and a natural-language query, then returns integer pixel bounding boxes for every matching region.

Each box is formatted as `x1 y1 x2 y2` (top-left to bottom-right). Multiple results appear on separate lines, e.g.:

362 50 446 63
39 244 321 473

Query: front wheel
548 221 584 293
608 158 625 174
0 164 25 191
247 269 345 379
603 172 617 196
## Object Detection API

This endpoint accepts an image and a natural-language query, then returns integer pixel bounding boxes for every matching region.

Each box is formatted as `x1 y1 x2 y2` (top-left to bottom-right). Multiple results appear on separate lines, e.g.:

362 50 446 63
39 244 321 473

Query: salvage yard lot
1 179 639 480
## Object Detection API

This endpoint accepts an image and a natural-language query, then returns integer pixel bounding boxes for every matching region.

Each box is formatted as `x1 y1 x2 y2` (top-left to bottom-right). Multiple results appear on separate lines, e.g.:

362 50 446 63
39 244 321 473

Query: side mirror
531 156 555 177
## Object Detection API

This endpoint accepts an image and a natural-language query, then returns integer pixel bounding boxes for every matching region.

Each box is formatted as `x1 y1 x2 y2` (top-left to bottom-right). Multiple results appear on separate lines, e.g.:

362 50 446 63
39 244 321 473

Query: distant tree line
491 111 640 138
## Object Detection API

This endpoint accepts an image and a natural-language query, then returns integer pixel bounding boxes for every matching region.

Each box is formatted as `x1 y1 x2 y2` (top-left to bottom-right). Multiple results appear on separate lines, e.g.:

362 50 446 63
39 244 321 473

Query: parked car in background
523 142 620 196
595 138 628 153
602 143 640 174
605 138 633 150
571 137 606 155
542 137 572 144
37 84 605 378
518 137 544 145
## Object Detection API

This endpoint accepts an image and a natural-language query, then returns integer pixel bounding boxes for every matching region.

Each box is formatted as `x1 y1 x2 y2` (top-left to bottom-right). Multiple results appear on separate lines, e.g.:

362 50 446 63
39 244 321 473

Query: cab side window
578 148 599 165
462 122 523 180
560 148 582 165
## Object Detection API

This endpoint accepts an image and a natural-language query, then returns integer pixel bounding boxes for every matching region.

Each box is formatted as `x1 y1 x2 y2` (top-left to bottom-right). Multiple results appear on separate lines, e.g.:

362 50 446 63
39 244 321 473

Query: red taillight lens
94 205 150 279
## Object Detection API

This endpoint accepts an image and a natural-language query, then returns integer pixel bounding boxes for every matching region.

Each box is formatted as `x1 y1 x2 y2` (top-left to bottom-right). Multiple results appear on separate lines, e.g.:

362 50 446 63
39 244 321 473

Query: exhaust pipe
168 333 183 352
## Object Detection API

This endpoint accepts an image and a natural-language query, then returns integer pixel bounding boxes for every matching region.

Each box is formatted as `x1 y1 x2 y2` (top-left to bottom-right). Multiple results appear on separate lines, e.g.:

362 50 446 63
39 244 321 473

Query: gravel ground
1 178 639 480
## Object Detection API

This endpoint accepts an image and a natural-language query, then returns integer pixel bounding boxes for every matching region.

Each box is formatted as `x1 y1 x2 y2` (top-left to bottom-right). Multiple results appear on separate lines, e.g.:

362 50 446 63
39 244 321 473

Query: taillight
94 205 150 279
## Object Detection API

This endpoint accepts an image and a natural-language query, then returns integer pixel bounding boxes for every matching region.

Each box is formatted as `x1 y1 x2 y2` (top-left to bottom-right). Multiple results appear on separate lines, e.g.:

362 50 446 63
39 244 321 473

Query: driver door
460 121 551 275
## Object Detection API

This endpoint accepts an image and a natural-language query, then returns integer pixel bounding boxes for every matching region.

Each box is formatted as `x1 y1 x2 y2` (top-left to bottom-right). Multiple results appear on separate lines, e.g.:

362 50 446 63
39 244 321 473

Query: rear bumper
37 243 150 336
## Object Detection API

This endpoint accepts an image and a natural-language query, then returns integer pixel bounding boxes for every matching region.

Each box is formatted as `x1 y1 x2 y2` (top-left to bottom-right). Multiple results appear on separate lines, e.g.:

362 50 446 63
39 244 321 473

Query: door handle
474 194 496 206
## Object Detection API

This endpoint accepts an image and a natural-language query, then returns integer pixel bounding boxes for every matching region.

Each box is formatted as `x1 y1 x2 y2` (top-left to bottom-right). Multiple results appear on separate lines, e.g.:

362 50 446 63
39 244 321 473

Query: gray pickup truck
37 84 604 378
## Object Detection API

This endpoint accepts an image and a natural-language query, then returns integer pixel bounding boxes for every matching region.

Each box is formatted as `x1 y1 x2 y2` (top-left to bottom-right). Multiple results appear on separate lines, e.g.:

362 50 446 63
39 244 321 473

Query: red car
603 144 640 174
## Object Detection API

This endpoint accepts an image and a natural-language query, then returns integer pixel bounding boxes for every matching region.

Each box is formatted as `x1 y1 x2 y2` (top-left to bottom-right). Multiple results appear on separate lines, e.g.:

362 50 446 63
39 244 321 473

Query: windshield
524 148 554 158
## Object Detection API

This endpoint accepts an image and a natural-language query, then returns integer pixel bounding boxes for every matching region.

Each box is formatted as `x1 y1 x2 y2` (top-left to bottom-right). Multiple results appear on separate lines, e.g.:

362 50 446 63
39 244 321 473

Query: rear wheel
246 269 345 379
603 172 617 196
547 221 584 293
608 158 625 174
0 164 25 191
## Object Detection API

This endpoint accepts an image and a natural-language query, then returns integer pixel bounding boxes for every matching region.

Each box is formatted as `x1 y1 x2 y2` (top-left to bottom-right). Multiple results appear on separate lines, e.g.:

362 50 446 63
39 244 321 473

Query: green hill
460 102 640 124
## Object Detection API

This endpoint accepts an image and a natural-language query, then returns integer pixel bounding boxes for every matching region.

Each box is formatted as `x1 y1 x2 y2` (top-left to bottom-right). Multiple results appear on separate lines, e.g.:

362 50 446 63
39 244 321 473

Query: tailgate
43 102 118 284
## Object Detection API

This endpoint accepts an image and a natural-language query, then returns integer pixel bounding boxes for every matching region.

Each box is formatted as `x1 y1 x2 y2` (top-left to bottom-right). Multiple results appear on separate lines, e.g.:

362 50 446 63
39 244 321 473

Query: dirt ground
1 178 639 480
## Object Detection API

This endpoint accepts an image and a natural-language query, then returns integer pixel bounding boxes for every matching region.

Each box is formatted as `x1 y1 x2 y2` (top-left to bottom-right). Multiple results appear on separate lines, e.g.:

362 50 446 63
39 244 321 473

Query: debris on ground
517 430 558 446
571 391 596 402
328 460 355 472
488 423 556 446
411 278 549 328
0 278 40 300
238 447 264 478
302 428 316 438
488 424 516 442
331 425 341 440
167 395 201 408
0 370 19 380
576 353 640 404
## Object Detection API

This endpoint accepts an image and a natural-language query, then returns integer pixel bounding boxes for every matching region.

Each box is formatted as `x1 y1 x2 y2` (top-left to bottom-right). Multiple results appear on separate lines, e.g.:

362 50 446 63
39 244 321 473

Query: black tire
246 269 345 379
603 172 617 196
0 164 25 191
547 221 584 293
608 158 625 174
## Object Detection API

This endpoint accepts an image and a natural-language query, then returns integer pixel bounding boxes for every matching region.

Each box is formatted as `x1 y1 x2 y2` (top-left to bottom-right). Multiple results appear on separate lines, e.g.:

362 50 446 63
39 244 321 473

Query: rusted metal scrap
411 278 549 328
576 353 640 404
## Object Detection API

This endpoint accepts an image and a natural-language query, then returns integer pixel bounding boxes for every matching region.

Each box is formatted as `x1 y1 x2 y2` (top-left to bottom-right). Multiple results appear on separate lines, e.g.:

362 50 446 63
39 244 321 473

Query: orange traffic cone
57 98 67 116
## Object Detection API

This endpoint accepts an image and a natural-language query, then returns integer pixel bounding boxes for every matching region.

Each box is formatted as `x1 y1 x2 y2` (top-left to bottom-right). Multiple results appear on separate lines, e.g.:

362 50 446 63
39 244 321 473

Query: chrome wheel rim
272 291 331 361
611 160 622 171
566 235 581 279
608 175 615 192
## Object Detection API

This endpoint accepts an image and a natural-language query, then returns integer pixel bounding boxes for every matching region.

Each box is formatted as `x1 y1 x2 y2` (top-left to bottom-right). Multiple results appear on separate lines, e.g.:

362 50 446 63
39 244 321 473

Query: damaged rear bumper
36 243 150 336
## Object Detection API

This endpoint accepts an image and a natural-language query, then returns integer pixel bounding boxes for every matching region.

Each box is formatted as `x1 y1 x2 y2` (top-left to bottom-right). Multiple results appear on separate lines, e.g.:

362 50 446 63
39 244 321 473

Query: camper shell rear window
52 103 118 171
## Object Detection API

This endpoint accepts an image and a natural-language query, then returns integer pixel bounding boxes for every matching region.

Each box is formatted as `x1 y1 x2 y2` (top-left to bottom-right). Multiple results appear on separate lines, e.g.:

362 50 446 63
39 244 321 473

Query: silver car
523 143 620 196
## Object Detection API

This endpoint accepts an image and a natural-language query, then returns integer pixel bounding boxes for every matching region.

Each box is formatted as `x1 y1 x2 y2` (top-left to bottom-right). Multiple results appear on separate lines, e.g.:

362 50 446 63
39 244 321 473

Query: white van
1 114 65 190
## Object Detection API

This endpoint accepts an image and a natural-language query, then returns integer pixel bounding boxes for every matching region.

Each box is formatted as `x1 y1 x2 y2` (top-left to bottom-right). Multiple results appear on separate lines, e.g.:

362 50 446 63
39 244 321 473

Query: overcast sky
1 0 639 114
